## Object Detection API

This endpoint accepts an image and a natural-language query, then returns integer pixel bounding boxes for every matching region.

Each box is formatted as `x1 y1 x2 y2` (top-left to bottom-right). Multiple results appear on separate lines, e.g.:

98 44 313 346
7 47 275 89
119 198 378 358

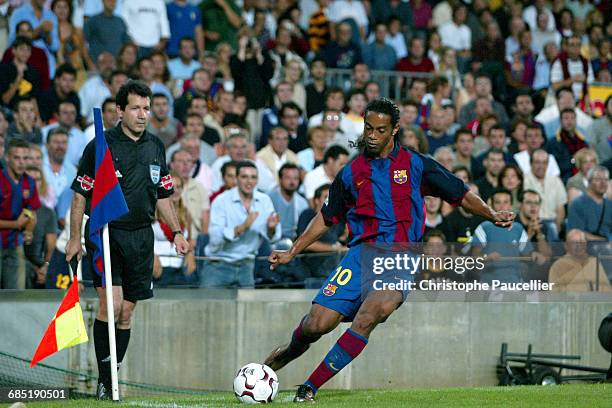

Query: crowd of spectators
0 0 610 291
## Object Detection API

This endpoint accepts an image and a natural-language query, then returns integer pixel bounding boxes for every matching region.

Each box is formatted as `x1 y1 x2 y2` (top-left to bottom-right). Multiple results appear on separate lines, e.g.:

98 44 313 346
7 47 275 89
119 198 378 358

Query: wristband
172 230 183 239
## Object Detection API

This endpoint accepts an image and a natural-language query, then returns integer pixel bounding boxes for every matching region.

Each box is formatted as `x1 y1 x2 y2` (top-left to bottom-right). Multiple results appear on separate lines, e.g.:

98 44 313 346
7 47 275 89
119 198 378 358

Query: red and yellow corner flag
31 276 88 367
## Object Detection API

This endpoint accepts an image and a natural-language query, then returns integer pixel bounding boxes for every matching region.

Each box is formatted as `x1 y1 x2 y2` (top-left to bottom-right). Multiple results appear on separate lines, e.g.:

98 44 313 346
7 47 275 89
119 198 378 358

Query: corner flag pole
103 225 120 401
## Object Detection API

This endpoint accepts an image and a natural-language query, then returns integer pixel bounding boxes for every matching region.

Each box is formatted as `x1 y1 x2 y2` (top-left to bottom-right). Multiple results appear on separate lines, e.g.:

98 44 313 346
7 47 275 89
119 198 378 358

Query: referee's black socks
94 319 132 386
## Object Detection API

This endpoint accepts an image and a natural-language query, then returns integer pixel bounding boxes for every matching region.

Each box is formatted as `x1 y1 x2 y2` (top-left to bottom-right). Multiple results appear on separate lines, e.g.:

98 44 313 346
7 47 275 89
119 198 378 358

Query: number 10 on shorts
330 266 352 286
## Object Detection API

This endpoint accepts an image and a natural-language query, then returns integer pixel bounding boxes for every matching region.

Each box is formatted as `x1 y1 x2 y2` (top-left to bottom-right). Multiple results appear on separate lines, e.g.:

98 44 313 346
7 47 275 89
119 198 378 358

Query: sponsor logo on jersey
323 283 337 296
393 169 408 184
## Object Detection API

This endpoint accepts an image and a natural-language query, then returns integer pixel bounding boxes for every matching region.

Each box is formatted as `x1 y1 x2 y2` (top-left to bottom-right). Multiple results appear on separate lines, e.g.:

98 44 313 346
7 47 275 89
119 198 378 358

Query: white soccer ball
233 363 279 404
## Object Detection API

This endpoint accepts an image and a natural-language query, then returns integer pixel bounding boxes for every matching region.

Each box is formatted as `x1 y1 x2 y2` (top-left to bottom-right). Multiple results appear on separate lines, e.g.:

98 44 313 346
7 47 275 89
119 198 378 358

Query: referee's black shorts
90 226 154 303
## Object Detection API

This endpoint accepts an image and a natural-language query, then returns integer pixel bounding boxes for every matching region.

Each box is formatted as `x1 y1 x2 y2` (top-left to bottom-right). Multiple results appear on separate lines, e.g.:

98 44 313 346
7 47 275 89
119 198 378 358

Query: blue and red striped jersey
0 168 41 249
321 145 468 245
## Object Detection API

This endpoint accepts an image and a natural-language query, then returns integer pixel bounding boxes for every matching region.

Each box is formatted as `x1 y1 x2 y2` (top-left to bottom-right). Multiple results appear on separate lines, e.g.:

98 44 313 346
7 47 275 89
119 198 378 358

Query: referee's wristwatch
172 230 183 239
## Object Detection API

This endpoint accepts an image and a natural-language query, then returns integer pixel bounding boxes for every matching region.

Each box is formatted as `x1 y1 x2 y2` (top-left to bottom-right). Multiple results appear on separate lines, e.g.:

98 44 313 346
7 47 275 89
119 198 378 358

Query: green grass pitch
5 383 611 407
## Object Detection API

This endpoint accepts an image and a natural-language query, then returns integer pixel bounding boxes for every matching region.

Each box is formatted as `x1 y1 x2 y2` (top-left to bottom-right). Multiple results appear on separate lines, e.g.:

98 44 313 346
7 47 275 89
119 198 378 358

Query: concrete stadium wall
1 290 611 391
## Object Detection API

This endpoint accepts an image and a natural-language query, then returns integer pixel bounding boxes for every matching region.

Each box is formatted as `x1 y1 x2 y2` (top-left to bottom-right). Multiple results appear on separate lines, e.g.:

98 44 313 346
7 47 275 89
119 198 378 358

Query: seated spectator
433 146 455 171
303 145 349 205
472 188 530 284
425 107 453 155
268 163 309 241
0 139 41 289
531 11 561 57
261 81 299 146
37 63 80 124
78 52 118 124
497 164 523 215
385 16 408 59
567 166 611 242
548 229 611 292
440 183 484 244
513 123 561 178
438 4 471 72
0 36 40 108
510 92 536 125
174 68 222 124
42 127 76 207
533 42 559 95
364 81 381 103
422 76 452 113
6 97 42 146
167 114 216 164
83 0 130 61
168 132 215 194
335 89 366 152
321 21 362 69
472 125 514 180
279 102 308 153
2 21 50 92
41 100 87 167
523 149 567 234
416 230 465 284
84 97 118 143
452 128 477 174
203 161 281 288
308 87 352 131
297 183 346 282
305 58 328 119
282 59 307 113
152 173 196 287
210 132 275 193
268 23 307 89
168 37 201 81
362 22 397 71
458 73 508 128
566 148 598 202
550 34 594 106
504 29 536 97
591 39 611 80
587 95 611 168
23 165 57 289
210 160 237 203
147 93 184 148
394 37 434 92
535 87 592 140
424 196 443 235
516 189 556 251
475 148 505 203
547 108 589 183
257 127 299 185
136 56 174 113
298 126 331 173
400 126 429 155
399 99 420 129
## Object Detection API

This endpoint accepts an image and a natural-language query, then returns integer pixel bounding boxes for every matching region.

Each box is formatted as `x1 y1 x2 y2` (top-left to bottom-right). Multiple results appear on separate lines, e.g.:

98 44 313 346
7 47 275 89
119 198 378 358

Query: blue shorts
313 245 413 321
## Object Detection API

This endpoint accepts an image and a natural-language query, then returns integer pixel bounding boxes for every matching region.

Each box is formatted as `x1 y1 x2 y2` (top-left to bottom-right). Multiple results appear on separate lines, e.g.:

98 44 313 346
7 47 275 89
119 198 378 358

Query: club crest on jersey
323 283 337 296
77 175 94 191
160 174 174 190
149 165 161 184
393 169 408 184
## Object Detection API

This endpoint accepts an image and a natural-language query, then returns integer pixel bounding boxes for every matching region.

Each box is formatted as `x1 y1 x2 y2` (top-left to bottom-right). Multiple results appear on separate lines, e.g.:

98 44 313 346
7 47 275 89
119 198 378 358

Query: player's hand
268 250 293 270
65 238 83 263
493 210 515 229
174 233 190 255
15 212 29 229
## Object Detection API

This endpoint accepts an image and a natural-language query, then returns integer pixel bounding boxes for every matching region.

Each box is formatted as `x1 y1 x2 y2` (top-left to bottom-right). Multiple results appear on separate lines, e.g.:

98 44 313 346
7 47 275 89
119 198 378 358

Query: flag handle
103 225 120 401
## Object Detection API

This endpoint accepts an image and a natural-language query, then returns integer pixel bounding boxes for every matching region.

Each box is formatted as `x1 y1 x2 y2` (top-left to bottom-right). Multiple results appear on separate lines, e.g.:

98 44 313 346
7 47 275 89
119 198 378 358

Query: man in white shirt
327 0 368 40
303 144 349 205
438 4 471 67
257 127 299 184
522 0 556 32
535 87 593 139
523 149 567 234
514 123 561 178
84 97 118 143
168 37 201 80
122 0 170 55
78 52 116 123
41 101 87 167
550 35 594 104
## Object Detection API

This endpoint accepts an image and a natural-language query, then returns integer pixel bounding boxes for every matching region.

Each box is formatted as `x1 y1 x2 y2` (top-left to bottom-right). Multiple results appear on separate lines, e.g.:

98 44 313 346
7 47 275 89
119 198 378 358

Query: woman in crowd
498 164 524 215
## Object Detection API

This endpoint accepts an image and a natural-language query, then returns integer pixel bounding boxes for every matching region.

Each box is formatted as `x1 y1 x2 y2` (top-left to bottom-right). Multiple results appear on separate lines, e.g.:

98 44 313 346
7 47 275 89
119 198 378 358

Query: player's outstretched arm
460 191 515 228
268 211 330 270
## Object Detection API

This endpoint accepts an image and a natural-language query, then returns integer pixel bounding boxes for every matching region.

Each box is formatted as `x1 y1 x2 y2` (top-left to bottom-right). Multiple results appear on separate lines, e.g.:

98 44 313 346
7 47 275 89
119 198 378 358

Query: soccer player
266 98 515 402
65 81 190 399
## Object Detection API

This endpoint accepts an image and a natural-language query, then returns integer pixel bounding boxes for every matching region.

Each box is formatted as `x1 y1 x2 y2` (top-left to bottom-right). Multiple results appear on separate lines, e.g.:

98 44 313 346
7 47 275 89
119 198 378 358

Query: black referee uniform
71 123 173 302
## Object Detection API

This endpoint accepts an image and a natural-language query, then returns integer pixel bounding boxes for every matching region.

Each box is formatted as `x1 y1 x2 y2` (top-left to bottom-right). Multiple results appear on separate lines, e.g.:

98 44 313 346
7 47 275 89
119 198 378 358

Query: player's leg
297 290 403 401
264 303 344 371
93 286 123 398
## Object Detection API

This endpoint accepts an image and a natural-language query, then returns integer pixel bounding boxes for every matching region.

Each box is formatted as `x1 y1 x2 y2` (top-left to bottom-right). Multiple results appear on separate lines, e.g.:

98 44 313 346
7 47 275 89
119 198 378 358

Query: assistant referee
65 80 190 399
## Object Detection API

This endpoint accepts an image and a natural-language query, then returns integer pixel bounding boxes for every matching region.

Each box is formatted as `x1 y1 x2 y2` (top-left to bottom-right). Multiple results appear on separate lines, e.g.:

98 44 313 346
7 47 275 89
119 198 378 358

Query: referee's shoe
96 382 110 400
